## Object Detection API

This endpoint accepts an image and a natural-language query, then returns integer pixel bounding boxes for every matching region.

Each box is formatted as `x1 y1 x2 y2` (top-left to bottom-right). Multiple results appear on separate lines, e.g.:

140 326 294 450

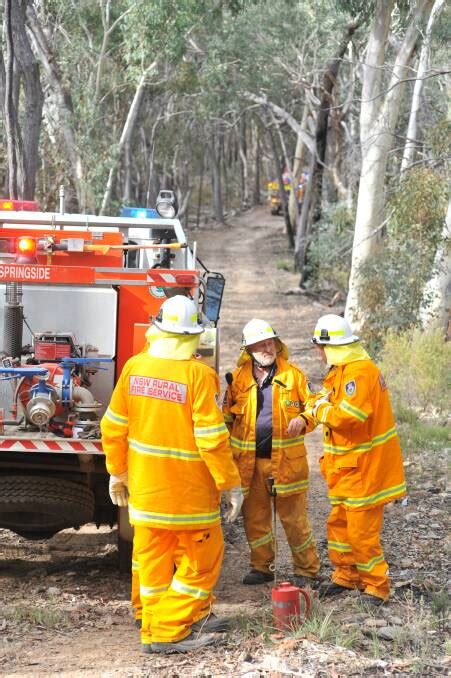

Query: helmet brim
152 318 204 335
312 336 360 346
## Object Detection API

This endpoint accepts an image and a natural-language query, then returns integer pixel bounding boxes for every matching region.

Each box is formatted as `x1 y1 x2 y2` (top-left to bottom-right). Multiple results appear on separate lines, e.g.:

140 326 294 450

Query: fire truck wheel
0 475 95 539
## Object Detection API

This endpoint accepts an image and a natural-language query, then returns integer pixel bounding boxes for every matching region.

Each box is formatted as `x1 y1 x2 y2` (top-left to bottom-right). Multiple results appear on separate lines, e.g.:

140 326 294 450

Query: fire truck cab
0 192 224 566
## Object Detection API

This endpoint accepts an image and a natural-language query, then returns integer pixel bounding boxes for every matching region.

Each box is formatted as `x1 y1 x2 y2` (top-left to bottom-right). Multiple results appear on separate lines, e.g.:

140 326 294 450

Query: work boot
293 574 321 590
141 644 153 654
318 581 354 599
242 569 274 585
150 632 217 654
360 593 386 607
191 613 231 633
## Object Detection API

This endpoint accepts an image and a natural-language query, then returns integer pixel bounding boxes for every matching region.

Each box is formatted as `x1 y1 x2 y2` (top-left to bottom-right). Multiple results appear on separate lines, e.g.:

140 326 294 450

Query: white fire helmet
242 319 279 347
312 314 359 346
152 295 204 335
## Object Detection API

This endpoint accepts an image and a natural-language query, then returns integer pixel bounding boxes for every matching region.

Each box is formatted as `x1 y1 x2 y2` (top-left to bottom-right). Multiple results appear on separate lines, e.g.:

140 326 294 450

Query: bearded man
222 319 320 587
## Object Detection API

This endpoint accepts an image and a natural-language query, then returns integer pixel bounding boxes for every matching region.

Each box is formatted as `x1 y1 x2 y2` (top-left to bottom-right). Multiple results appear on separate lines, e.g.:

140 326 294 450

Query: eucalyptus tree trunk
345 0 434 327
26 3 90 210
100 62 157 214
419 199 450 331
267 126 294 249
4 0 19 197
294 152 315 275
1 0 43 199
123 141 132 204
253 122 262 206
208 134 224 223
146 117 160 207
11 0 43 199
94 1 134 103
294 20 358 278
238 117 249 209
289 106 309 228
401 0 445 174
294 19 358 280
309 19 359 222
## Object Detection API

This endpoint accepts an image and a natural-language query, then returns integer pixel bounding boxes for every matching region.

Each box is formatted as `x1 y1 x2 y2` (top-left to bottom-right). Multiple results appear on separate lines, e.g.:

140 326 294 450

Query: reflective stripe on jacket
101 353 240 529
315 359 406 510
222 356 315 496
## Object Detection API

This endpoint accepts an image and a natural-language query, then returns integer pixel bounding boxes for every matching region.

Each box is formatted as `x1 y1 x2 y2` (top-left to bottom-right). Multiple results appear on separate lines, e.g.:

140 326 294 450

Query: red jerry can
271 581 311 631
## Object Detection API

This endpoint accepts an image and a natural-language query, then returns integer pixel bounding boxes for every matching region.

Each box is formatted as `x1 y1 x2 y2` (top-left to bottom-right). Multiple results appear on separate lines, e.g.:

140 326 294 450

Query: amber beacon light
16 237 38 263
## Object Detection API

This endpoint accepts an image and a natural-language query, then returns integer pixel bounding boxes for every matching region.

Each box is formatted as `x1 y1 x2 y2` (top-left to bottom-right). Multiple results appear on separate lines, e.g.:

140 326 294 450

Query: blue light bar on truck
120 206 159 219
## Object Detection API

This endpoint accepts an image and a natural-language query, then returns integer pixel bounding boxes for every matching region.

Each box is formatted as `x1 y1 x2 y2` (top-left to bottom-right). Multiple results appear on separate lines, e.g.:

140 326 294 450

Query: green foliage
388 167 447 245
357 168 447 349
379 328 451 414
427 118 451 161
5 604 69 628
304 203 354 291
397 418 449 456
431 591 449 632
290 598 358 648
234 607 273 638
276 260 292 271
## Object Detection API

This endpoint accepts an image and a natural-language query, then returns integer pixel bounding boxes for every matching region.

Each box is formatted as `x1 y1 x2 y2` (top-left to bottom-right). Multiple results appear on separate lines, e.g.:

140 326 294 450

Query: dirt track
0 207 448 677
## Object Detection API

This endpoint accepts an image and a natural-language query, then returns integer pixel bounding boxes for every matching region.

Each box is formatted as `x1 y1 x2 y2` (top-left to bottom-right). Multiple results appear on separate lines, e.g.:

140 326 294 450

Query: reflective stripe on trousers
327 503 389 599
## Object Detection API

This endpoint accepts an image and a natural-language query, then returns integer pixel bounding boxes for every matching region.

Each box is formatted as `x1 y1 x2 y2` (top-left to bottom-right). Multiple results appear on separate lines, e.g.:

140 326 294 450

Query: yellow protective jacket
101 352 240 530
314 359 406 511
222 356 315 497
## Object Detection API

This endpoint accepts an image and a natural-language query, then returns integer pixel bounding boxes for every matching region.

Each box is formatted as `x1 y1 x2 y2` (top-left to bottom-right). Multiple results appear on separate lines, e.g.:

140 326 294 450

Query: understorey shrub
378 328 450 416
304 203 354 292
357 167 447 352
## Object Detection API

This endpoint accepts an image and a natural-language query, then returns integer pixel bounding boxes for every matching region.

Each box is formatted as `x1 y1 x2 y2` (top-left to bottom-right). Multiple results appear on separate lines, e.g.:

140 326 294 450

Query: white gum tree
345 0 434 328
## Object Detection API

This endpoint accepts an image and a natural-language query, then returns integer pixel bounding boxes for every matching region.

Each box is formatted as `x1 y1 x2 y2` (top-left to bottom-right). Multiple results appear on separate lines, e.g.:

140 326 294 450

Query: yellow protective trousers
134 524 224 644
242 458 320 577
327 504 389 600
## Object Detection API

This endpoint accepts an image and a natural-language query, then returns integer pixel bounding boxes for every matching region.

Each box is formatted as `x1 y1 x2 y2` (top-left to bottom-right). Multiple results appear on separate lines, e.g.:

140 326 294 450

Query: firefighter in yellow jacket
222 319 320 587
309 314 407 605
101 295 242 654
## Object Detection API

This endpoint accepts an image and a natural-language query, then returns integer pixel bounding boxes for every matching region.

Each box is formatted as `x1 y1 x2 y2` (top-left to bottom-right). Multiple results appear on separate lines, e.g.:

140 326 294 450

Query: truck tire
0 475 95 539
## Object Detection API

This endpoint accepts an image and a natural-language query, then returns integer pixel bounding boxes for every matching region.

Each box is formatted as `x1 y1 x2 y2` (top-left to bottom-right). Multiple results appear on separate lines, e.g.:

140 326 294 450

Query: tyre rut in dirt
0 475 95 538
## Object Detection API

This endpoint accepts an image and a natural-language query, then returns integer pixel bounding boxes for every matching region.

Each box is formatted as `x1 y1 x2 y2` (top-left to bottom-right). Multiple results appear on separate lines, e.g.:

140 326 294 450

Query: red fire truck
0 192 224 567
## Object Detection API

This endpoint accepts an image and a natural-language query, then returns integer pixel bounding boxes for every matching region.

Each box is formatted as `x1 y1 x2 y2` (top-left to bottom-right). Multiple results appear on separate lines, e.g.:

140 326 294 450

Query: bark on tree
310 19 359 220
419 199 450 331
9 0 43 199
208 133 224 223
400 0 445 174
289 106 309 228
95 0 134 103
244 92 315 155
196 156 204 228
345 0 434 327
294 151 315 276
267 125 294 249
294 19 358 279
253 122 262 206
4 0 19 198
1 0 43 198
100 62 157 214
25 3 91 210
238 117 249 209
146 116 161 207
